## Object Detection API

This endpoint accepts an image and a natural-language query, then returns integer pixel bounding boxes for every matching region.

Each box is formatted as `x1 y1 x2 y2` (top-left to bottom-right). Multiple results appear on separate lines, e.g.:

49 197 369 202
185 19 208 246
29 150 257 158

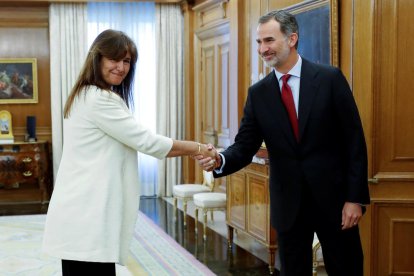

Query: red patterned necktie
281 74 299 141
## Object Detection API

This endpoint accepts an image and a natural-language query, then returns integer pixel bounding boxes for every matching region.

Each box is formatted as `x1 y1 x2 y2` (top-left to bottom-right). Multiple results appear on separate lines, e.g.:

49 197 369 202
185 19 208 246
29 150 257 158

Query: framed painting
0 110 14 144
285 0 339 66
0 58 38 104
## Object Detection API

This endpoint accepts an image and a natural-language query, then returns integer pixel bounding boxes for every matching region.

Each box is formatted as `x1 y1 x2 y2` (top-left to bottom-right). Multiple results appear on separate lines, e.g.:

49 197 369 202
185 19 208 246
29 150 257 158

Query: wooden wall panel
182 1 196 183
228 0 245 140
339 0 352 82
351 0 375 273
247 0 263 90
386 0 414 161
375 203 414 275
202 44 216 145
0 6 48 27
374 0 414 179
368 0 414 275
217 42 230 148
0 5 51 142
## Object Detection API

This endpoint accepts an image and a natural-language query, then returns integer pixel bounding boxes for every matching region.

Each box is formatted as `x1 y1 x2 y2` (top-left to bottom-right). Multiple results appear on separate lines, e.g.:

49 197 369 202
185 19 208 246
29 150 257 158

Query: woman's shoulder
83 85 122 102
83 85 107 96
82 85 129 112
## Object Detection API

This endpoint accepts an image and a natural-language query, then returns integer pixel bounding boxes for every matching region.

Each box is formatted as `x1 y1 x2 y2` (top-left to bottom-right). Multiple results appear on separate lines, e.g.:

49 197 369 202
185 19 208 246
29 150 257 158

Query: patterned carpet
0 212 215 276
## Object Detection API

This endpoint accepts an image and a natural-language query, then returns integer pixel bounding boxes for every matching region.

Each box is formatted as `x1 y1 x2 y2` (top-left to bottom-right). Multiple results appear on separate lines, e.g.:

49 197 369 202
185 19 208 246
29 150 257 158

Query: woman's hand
193 144 221 171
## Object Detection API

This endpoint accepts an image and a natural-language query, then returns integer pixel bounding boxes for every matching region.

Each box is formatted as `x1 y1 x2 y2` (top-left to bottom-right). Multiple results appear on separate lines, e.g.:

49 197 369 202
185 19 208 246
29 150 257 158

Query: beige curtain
49 4 87 180
155 4 184 196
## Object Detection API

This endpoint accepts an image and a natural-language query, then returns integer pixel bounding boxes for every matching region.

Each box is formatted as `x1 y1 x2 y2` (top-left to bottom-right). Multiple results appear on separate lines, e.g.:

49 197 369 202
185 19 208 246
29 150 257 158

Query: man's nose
258 44 267 54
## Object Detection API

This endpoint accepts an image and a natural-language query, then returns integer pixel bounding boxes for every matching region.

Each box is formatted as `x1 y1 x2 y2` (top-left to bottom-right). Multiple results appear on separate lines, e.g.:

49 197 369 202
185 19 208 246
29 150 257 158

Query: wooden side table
226 159 277 274
0 141 52 206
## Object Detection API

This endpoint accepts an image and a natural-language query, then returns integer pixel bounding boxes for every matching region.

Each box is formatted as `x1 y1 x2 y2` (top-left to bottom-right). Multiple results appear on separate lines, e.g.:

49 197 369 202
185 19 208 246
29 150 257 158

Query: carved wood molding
193 0 228 28
0 0 182 3
194 18 229 40
192 0 227 12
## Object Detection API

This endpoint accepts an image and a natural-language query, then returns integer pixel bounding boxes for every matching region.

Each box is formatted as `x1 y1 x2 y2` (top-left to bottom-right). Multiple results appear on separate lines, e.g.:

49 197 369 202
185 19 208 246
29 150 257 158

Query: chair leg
195 208 199 234
183 200 187 227
203 209 207 240
312 267 317 276
312 241 321 276
173 197 178 221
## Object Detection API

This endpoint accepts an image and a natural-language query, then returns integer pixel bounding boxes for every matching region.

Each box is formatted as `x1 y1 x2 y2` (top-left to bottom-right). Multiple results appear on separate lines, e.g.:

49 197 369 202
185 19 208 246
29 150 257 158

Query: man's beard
262 57 278 67
261 50 289 68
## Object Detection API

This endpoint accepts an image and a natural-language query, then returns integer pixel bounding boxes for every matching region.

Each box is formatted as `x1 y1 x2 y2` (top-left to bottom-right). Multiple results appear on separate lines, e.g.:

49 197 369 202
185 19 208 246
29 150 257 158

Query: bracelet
197 142 201 154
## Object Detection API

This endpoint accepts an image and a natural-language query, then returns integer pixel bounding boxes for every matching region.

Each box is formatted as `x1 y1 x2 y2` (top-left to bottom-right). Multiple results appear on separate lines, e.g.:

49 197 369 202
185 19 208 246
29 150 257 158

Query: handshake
193 143 221 172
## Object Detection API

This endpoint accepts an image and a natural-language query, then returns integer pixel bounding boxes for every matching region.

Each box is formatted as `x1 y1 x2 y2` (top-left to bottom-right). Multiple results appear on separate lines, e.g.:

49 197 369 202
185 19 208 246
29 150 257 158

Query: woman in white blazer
42 29 215 276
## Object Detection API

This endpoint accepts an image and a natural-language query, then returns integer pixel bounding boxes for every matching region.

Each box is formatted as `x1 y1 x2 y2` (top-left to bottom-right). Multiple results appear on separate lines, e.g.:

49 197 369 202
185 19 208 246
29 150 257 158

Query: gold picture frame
0 58 38 104
285 0 339 67
0 110 14 144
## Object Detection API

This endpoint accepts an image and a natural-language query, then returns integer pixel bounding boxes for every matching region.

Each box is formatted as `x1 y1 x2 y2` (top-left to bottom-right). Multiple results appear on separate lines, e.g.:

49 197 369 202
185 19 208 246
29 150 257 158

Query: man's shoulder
302 58 341 76
249 71 275 91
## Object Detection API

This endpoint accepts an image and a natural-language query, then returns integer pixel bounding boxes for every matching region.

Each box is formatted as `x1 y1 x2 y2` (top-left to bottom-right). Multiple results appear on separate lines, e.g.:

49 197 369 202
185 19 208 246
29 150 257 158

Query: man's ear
289 33 298 47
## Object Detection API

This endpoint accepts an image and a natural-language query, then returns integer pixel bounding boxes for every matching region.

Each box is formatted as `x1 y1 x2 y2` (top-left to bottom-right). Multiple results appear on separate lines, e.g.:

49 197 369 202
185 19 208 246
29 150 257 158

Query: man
198 10 369 276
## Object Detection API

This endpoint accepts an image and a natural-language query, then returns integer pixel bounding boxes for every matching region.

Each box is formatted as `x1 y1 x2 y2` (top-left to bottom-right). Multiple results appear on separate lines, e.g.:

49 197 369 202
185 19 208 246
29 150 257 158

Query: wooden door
368 0 414 275
196 33 230 148
192 0 231 189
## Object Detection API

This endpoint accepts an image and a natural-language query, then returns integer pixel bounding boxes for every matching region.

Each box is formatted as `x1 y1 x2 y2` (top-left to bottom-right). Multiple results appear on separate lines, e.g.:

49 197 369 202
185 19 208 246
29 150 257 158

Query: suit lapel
262 72 298 148
298 59 320 140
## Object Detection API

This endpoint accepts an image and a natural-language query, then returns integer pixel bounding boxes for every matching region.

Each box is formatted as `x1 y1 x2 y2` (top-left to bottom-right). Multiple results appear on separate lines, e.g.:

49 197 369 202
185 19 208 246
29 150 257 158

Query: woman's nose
116 61 125 71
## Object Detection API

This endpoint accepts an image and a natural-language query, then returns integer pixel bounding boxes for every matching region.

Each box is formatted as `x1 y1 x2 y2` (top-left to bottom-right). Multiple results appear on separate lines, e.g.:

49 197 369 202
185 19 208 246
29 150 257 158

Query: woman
43 29 215 275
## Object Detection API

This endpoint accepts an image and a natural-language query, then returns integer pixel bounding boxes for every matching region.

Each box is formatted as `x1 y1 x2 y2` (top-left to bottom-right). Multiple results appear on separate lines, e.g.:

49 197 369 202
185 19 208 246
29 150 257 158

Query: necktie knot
282 74 291 84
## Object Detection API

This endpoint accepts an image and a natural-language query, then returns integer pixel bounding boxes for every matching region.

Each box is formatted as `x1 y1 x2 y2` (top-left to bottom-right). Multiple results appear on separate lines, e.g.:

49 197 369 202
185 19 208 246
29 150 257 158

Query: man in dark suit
197 10 370 276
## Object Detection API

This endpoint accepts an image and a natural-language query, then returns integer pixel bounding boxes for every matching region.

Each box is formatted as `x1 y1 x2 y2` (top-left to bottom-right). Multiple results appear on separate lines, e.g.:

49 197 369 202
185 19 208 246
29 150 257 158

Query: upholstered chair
193 191 226 240
312 234 324 275
173 171 214 226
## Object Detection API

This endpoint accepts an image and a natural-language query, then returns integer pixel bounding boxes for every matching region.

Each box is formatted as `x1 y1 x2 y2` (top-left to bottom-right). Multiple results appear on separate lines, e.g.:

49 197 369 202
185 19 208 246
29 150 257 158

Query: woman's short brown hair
64 29 138 117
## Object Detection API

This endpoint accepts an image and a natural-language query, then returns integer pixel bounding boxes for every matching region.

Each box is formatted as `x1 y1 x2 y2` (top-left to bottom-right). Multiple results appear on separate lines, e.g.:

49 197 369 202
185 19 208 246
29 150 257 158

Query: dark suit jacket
214 58 370 233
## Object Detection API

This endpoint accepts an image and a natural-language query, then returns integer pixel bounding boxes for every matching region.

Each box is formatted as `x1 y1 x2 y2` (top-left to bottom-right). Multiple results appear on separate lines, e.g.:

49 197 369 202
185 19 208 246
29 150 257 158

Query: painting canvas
285 0 338 66
0 58 38 104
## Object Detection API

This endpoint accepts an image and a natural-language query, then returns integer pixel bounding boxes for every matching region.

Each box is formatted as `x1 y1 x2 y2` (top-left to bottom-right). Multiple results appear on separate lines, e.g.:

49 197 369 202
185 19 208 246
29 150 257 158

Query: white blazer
43 86 173 264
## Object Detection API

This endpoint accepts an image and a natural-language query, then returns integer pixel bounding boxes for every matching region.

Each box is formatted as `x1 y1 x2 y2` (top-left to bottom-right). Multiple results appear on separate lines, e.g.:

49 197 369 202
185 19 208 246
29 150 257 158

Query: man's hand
341 202 363 230
193 144 221 171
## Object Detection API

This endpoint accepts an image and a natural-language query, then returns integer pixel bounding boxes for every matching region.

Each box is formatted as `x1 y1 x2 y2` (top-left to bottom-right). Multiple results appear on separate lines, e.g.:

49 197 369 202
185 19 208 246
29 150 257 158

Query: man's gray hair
258 10 299 49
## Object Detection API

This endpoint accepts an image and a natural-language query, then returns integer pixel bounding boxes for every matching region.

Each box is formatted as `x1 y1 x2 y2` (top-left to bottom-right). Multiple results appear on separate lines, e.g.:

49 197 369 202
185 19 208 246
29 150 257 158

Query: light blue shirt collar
274 55 302 81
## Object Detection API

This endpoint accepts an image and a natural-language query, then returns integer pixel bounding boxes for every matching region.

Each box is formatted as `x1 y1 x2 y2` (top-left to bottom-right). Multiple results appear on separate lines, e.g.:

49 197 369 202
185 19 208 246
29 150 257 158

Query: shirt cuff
214 153 226 174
